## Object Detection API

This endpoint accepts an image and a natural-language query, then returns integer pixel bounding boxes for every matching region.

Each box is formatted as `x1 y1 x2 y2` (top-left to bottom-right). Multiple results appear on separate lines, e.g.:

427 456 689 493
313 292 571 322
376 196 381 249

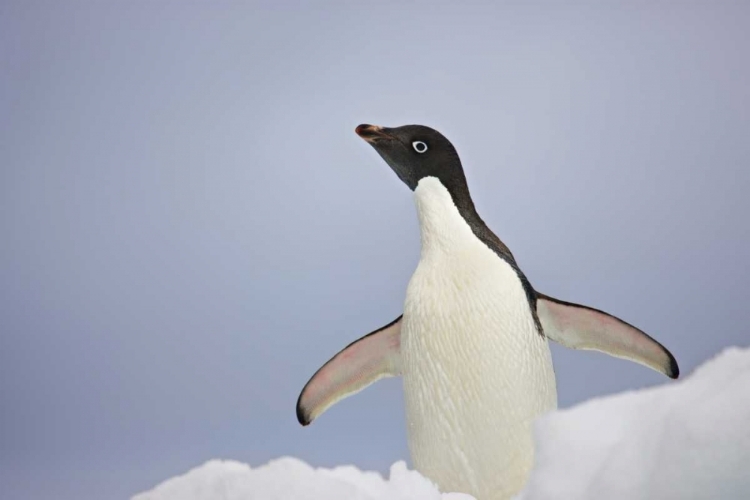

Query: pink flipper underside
297 316 402 425
537 294 678 378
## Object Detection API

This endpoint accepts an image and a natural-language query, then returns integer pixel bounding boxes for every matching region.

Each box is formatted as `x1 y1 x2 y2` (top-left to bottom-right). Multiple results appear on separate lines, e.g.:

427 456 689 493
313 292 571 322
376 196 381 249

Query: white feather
402 177 557 500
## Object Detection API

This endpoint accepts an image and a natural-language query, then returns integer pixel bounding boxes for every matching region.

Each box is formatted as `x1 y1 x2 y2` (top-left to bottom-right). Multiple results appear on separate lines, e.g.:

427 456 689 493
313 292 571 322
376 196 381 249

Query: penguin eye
412 141 428 153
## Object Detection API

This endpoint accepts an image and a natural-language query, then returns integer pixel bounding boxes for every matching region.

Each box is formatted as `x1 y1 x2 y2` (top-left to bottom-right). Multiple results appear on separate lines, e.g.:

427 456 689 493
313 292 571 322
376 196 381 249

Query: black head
355 122 523 291
355 124 467 192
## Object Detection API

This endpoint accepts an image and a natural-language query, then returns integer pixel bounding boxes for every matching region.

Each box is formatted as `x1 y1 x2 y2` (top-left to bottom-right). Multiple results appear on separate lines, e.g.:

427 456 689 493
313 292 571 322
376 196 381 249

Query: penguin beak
355 124 395 143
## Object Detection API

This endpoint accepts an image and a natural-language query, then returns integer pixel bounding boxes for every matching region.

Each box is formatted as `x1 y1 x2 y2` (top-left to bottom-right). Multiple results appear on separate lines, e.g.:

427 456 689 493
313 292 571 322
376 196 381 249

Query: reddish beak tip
355 124 371 137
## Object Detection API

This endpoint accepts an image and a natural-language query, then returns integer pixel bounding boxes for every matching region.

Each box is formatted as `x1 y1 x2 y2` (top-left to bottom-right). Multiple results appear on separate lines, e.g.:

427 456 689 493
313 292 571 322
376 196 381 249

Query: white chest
401 177 557 500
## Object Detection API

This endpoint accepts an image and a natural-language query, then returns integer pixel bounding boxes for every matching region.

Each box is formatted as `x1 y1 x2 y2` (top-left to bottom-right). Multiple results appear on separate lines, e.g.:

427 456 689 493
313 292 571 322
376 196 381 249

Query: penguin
296 124 679 500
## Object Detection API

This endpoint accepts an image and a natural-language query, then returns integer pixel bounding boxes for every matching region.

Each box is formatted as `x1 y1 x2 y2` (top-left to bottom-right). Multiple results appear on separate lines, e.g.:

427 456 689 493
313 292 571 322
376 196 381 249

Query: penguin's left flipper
296 316 402 426
536 293 679 378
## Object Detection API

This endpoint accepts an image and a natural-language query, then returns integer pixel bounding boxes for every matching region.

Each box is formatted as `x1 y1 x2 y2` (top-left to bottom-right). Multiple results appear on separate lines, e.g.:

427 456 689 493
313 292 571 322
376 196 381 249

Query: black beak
355 124 395 143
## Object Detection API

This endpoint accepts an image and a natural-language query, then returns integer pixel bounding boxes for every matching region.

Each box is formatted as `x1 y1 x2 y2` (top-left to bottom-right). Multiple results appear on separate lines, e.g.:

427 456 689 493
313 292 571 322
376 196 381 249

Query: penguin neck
413 176 484 255
413 176 518 266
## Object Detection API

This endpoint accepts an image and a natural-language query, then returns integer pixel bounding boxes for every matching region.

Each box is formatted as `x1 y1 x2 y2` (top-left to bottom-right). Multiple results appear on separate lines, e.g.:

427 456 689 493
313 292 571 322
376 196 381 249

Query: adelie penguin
296 124 679 500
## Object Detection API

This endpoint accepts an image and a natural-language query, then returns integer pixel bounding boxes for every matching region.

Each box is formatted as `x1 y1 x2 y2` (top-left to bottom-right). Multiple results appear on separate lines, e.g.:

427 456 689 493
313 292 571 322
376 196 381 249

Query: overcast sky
1 2 748 499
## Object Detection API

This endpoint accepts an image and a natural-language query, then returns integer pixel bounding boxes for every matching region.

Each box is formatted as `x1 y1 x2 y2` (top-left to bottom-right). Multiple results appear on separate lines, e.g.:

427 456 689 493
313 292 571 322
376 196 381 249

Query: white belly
402 178 557 500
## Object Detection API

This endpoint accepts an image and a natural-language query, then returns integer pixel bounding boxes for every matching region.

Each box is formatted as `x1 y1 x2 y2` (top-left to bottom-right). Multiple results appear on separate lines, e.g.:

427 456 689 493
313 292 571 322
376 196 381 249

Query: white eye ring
412 141 428 153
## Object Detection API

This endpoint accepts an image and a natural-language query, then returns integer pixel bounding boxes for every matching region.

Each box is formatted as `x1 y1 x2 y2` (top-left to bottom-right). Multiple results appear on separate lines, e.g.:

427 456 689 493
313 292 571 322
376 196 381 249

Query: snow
132 457 474 500
517 346 750 500
133 347 750 500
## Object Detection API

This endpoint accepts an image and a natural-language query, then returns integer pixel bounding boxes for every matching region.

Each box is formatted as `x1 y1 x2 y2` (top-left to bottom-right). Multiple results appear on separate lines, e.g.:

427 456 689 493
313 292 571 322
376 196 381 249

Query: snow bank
517 346 750 500
132 457 474 500
134 347 750 500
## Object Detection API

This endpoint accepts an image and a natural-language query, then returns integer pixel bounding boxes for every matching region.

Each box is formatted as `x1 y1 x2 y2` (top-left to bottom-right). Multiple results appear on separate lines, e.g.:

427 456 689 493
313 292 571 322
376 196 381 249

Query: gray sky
1 2 748 499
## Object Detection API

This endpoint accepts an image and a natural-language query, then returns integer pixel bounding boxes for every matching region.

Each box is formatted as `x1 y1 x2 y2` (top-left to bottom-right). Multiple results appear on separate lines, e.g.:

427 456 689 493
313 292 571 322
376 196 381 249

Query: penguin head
355 124 466 191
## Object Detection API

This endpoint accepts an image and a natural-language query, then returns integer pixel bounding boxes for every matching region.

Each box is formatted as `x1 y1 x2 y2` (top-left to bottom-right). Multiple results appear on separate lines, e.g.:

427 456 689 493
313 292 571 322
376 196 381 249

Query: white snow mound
134 347 750 500
516 346 750 500
132 457 474 500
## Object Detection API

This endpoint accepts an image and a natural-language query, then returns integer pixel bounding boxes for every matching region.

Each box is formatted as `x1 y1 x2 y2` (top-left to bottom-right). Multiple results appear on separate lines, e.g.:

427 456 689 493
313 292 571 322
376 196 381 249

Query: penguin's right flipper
536 293 679 378
296 316 402 426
